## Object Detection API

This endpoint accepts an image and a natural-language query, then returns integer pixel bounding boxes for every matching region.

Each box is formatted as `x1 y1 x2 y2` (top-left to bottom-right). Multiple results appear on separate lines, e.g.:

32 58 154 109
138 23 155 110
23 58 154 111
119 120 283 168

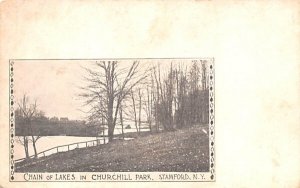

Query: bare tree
121 89 141 134
174 65 189 128
119 103 125 140
15 108 29 158
130 89 139 133
152 68 161 130
15 134 30 159
144 85 153 132
138 88 142 132
200 60 209 123
16 94 43 158
153 64 176 131
81 61 148 142
150 60 208 130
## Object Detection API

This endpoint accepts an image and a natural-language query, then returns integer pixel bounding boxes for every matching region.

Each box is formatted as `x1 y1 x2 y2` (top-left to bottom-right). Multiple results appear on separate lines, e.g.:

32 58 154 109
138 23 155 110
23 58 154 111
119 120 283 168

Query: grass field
16 125 209 172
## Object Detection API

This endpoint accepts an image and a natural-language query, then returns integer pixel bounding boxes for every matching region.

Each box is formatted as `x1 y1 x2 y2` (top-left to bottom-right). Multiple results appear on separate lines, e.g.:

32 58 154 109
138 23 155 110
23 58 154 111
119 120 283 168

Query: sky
14 60 87 120
14 59 210 120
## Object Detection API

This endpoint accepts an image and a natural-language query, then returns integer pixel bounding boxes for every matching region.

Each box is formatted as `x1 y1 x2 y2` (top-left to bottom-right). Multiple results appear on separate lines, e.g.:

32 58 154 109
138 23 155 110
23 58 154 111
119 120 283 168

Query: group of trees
80 61 149 142
14 60 209 160
81 60 209 141
15 60 209 160
150 60 209 131
16 116 99 137
15 95 44 159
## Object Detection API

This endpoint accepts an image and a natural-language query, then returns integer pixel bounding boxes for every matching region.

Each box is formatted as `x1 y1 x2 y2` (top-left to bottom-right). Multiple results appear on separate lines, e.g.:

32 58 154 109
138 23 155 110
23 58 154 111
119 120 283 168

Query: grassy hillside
16 125 209 172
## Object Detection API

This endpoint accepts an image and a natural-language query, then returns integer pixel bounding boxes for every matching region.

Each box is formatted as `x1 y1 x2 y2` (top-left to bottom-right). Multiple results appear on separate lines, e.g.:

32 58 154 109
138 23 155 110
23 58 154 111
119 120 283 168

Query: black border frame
9 58 215 182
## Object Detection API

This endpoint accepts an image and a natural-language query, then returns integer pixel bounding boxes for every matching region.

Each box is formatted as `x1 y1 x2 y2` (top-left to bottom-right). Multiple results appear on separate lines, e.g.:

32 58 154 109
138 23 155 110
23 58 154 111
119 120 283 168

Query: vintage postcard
1 1 299 188
9 58 215 182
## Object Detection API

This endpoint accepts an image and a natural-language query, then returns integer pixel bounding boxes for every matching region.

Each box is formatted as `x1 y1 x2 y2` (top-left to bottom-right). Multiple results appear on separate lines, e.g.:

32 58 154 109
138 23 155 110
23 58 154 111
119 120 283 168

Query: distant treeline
15 113 101 137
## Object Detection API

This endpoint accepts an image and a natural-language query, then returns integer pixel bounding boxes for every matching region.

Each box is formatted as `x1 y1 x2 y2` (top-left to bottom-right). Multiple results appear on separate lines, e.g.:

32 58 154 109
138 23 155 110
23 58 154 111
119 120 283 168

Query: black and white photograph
9 58 215 181
1 0 299 187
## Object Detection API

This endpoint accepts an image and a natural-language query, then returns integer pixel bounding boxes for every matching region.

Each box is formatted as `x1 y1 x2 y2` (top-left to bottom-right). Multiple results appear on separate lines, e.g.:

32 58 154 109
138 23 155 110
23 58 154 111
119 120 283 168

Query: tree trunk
28 121 38 158
119 105 124 140
147 86 152 132
108 123 115 142
155 103 159 132
32 136 38 158
131 91 138 133
107 91 115 142
23 136 29 158
138 88 142 133
107 101 114 142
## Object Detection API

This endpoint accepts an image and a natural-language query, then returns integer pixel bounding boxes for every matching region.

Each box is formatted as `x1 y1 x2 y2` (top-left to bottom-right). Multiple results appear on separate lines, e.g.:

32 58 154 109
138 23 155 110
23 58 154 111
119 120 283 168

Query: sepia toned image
1 0 299 187
9 58 215 181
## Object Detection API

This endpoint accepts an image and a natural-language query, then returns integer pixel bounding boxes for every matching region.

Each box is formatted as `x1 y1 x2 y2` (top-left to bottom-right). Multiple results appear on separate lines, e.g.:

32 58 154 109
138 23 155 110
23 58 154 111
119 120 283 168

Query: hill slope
16 125 209 172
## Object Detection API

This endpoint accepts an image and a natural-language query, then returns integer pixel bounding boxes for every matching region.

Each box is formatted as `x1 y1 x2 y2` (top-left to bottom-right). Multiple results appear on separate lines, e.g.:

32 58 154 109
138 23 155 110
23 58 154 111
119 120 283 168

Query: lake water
14 125 150 160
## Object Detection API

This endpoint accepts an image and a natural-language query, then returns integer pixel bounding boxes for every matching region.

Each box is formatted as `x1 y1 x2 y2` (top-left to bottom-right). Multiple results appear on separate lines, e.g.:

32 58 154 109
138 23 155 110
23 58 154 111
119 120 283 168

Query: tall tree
138 88 142 132
144 85 153 132
81 60 148 142
189 61 202 124
153 64 176 131
174 65 189 128
130 89 139 133
119 103 125 140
